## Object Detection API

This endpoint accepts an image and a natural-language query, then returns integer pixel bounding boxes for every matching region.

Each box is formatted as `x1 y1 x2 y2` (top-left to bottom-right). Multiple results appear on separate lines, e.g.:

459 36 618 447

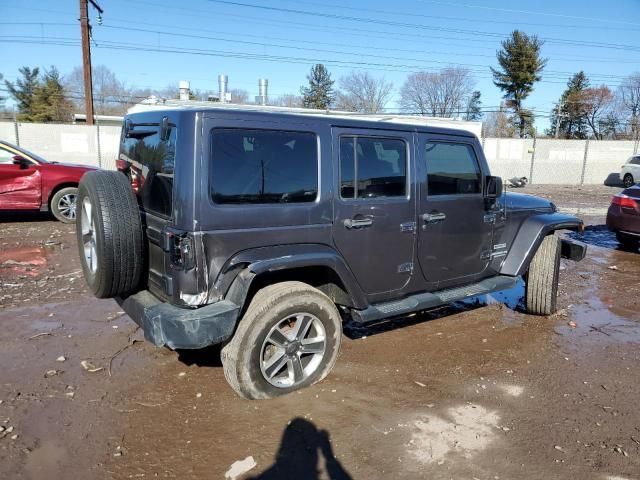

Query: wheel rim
57 193 77 220
260 312 327 388
624 175 633 187
80 197 98 274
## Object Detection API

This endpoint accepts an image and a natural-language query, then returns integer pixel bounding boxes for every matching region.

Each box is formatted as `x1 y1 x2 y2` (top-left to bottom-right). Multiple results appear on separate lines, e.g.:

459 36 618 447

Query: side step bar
350 275 518 324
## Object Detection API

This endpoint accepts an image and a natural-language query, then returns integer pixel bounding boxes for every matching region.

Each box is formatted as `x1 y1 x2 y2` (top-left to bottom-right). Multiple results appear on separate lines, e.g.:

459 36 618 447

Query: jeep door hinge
398 262 414 273
400 221 416 233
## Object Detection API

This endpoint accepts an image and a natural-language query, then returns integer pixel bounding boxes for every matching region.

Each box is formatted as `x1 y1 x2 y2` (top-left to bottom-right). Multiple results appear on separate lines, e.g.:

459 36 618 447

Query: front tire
623 173 634 188
51 187 78 223
221 281 342 400
525 234 561 315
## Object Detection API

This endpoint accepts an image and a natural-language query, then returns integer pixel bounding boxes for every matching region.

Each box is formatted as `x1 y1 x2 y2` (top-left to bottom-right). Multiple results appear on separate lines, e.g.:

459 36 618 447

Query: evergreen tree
464 91 483 120
31 67 73 122
301 64 335 110
5 67 40 120
491 30 546 138
549 72 590 139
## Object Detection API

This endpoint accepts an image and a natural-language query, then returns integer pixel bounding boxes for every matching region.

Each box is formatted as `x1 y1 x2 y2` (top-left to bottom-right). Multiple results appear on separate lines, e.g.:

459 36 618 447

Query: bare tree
271 94 303 108
334 71 393 113
65 65 136 115
619 73 640 138
229 88 249 104
581 86 614 140
400 67 474 117
482 104 516 138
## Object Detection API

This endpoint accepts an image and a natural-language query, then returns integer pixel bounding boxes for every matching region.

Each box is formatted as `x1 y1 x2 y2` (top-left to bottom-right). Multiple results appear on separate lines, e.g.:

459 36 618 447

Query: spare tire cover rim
259 312 327 388
80 197 98 274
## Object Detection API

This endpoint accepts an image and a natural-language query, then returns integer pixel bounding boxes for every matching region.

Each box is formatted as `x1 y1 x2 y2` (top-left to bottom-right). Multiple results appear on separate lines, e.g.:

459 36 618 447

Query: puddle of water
567 226 634 251
557 298 640 345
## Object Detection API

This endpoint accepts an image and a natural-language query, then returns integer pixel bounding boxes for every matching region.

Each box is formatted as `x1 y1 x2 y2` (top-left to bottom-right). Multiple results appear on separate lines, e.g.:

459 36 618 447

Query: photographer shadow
248 417 352 480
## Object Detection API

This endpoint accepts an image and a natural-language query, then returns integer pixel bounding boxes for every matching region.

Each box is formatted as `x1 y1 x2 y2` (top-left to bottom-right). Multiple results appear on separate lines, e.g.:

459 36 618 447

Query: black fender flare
499 213 584 277
213 244 368 310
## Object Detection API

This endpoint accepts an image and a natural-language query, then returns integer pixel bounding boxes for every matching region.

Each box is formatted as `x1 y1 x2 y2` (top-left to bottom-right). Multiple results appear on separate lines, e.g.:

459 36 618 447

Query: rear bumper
606 205 640 234
116 290 239 350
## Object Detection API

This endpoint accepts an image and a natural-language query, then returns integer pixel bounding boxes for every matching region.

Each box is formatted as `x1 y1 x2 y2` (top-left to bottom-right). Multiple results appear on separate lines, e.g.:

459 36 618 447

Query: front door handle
344 217 373 229
422 212 446 224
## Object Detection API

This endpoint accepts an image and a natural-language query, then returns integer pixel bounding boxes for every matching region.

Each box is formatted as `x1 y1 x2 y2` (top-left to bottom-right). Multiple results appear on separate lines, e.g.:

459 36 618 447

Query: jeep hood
500 192 556 213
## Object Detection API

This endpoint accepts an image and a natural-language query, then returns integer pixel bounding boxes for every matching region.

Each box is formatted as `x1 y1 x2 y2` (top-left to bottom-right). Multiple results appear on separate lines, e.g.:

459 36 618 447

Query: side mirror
12 155 30 169
485 175 503 199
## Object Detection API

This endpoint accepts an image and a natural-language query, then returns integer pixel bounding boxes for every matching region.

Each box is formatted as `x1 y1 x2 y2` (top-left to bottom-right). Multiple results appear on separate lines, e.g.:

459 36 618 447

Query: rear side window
425 142 481 196
120 118 176 217
210 129 318 204
340 136 407 199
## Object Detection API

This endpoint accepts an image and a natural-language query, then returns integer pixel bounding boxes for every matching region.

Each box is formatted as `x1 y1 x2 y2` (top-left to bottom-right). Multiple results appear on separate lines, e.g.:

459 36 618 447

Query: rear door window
425 142 481 195
120 119 176 217
210 129 318 204
339 136 407 199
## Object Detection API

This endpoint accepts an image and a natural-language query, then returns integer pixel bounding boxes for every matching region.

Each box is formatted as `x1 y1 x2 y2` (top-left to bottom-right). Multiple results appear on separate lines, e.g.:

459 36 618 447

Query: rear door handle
344 217 373 229
422 212 446 224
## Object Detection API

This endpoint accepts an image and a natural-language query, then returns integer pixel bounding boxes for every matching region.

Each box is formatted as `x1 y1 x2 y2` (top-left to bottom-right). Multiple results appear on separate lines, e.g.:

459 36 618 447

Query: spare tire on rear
76 170 145 298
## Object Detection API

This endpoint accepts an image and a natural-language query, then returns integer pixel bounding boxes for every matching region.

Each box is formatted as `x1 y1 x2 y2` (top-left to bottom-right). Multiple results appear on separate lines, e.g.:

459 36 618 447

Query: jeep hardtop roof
125 104 479 139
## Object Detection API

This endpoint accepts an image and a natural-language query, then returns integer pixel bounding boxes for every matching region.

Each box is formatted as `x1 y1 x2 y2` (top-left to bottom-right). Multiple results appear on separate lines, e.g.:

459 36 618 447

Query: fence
2 121 639 185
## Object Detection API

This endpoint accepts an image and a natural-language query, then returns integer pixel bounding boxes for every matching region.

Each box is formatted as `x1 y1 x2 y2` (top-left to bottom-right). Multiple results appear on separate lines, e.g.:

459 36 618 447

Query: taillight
612 194 638 209
130 170 141 193
164 230 195 270
115 159 128 171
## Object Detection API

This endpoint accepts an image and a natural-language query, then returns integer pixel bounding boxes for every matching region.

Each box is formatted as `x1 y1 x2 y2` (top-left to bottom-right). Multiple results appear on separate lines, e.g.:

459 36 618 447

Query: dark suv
76 107 586 399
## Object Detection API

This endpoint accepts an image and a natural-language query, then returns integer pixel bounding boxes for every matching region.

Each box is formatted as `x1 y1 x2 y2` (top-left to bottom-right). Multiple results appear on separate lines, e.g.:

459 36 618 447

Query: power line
206 0 640 52
413 0 640 27
279 0 640 32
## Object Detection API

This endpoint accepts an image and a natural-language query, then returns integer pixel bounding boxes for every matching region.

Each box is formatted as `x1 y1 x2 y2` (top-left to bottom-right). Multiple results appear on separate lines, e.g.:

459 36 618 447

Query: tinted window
425 142 481 195
211 129 318 204
120 118 176 217
631 156 640 165
340 136 407 199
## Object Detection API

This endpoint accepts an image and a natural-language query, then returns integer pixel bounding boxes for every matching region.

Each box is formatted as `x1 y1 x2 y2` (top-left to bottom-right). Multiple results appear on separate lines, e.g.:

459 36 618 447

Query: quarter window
340 136 407 199
211 129 318 204
425 142 481 195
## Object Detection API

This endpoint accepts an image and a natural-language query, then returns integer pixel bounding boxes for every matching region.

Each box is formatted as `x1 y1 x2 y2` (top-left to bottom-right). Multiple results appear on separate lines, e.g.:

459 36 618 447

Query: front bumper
116 290 239 350
561 238 587 261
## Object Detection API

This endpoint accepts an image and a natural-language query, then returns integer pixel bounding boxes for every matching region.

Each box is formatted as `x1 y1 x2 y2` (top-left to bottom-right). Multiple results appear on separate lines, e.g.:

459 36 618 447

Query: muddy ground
1 185 639 480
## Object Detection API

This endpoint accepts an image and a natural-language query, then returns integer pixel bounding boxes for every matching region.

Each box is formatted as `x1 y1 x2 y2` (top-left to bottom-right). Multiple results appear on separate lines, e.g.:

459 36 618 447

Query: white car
621 155 640 188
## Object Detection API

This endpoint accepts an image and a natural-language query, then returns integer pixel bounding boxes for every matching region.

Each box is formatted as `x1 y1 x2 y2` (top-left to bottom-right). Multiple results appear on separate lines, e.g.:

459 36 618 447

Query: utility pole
554 101 566 139
79 0 103 126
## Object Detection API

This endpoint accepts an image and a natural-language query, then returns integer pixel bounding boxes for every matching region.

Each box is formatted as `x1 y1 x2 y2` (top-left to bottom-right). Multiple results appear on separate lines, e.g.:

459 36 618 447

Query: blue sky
1 0 640 131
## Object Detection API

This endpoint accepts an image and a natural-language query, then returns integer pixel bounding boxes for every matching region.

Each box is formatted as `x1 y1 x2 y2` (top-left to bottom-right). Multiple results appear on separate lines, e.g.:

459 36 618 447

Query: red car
606 185 640 251
0 140 96 223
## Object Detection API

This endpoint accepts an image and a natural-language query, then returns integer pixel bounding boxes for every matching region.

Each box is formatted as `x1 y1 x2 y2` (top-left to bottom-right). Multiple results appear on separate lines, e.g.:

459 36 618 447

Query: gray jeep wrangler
76 107 586 399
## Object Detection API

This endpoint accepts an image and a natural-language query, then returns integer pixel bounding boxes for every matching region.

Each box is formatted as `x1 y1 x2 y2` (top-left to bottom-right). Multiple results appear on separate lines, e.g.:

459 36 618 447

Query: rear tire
76 170 144 298
616 231 639 251
221 281 342 400
51 187 78 223
525 234 561 315
623 173 634 188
